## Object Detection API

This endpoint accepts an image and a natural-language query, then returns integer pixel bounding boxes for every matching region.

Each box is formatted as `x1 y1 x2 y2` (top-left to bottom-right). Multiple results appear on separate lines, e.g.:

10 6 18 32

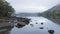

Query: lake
0 16 60 34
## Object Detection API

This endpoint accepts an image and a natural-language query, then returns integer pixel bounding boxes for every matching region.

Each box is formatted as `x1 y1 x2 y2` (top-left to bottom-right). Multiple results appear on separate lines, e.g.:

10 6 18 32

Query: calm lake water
0 16 60 34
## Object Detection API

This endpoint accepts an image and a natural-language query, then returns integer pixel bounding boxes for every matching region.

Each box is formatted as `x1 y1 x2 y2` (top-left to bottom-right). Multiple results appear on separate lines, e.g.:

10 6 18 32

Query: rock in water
39 27 44 29
41 22 43 25
48 30 54 34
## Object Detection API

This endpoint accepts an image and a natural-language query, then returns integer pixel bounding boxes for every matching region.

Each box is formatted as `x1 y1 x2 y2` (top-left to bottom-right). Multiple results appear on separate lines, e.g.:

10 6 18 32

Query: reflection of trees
38 11 60 24
0 26 14 34
40 4 60 25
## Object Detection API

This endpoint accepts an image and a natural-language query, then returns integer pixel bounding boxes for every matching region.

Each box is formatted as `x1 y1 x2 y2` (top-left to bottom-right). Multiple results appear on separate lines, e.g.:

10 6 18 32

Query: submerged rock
36 22 38 24
30 24 34 27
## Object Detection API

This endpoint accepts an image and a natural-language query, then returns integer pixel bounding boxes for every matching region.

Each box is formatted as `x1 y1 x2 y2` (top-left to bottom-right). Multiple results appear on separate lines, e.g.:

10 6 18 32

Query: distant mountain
42 4 60 19
46 4 60 12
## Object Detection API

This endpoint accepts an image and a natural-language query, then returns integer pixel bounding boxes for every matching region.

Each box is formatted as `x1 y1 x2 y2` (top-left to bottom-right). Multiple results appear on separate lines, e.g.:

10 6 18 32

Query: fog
6 0 60 13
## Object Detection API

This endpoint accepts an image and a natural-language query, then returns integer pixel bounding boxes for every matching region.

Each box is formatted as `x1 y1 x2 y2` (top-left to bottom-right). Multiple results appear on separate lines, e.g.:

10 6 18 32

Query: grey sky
6 0 60 13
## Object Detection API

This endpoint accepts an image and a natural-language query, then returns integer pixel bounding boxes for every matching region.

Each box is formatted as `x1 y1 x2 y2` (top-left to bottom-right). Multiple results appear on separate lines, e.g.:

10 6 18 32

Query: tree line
0 0 15 17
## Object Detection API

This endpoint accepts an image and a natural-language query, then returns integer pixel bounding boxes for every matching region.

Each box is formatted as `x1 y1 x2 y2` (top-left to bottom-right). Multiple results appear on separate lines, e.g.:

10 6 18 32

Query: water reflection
42 15 60 25
0 26 14 34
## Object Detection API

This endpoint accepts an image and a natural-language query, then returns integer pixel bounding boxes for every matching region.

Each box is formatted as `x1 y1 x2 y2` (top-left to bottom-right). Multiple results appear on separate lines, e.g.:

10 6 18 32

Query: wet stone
41 22 43 25
15 23 25 28
48 30 54 34
39 27 44 29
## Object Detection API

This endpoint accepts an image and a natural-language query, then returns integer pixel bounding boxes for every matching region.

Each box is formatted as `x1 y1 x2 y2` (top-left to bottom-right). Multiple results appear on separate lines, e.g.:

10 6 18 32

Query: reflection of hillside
43 16 60 24
41 4 60 24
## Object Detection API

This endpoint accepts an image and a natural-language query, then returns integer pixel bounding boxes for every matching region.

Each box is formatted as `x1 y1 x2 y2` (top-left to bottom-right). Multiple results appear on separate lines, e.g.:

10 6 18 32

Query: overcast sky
6 0 60 13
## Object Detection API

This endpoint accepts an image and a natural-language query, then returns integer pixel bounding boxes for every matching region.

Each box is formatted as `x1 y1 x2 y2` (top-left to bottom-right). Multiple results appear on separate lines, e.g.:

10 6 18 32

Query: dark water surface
0 17 60 34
